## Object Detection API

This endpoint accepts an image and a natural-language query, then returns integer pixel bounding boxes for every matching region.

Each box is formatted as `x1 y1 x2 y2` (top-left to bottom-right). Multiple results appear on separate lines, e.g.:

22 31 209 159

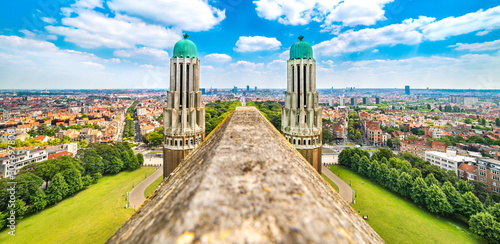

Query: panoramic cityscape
1 0 500 243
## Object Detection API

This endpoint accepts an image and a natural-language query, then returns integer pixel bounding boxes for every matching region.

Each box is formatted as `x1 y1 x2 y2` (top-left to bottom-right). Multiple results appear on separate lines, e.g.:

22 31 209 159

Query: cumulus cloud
108 0 225 31
114 47 169 61
46 10 181 49
267 59 286 69
204 53 232 62
314 16 434 56
40 17 56 24
254 0 393 31
82 61 105 69
229 61 264 71
450 39 500 52
234 36 281 52
422 6 500 41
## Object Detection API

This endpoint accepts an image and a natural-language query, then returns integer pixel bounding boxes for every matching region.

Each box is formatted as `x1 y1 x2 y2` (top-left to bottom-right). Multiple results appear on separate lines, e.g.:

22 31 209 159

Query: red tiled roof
48 151 72 159
458 163 476 173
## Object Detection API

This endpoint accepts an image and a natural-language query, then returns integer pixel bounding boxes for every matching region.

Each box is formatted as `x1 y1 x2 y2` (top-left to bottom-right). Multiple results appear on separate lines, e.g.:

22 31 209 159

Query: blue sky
0 0 499 89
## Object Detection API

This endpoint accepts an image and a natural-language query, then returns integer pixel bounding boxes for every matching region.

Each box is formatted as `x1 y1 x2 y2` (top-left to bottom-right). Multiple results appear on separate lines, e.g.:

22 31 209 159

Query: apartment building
425 150 475 174
0 149 48 178
477 158 500 193
401 139 447 158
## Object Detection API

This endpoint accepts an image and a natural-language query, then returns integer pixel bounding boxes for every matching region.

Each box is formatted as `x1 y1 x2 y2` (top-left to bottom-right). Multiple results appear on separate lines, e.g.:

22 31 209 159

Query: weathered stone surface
107 107 384 244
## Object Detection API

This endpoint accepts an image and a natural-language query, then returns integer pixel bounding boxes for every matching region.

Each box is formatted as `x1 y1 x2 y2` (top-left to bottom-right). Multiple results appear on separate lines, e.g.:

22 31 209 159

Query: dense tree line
348 111 362 142
141 127 163 147
205 100 241 136
246 101 282 132
338 148 500 243
0 142 143 230
123 101 139 140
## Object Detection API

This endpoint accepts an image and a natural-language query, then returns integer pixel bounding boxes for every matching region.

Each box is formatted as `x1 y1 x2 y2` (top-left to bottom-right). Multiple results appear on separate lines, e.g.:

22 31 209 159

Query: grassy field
0 167 156 244
329 165 486 244
144 175 163 198
321 173 340 192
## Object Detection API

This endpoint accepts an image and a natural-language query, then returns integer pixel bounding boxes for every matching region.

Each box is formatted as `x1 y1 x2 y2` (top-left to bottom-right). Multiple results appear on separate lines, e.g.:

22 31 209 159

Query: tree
386 138 393 148
351 154 361 172
397 172 413 197
13 173 44 205
77 149 104 175
441 181 463 213
485 195 495 209
411 177 428 205
458 180 473 194
496 118 500 127
358 156 371 176
386 168 400 192
487 203 500 223
377 148 395 161
369 160 379 179
82 175 92 188
377 163 390 183
45 173 69 204
137 153 144 166
425 184 453 215
12 199 28 219
469 212 500 243
462 191 485 218
92 173 102 184
121 151 132 170
109 157 124 174
29 188 47 213
425 173 440 187
410 168 422 180
63 168 83 195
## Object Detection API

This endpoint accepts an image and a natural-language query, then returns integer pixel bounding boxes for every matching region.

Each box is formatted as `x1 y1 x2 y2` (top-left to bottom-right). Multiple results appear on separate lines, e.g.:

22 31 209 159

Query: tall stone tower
163 34 205 178
282 36 322 173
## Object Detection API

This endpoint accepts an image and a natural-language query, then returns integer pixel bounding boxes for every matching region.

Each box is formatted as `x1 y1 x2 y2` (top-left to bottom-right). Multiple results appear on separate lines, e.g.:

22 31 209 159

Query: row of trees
246 101 282 132
123 101 139 140
348 111 362 142
0 142 144 230
141 127 163 147
205 101 241 136
338 148 500 243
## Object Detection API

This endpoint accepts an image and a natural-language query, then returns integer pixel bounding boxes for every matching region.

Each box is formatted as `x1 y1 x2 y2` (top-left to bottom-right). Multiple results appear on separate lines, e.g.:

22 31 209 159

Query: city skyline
0 0 499 89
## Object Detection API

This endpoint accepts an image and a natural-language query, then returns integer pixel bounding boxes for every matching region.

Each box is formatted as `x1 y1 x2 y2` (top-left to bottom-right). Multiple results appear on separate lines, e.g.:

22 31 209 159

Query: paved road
322 165 353 204
129 167 163 209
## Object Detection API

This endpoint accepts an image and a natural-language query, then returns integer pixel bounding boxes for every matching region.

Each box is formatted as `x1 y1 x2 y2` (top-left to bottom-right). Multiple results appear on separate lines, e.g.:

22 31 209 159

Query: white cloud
108 0 225 31
267 59 286 69
114 47 169 60
72 0 103 9
228 61 264 71
46 10 181 49
450 39 500 52
234 36 281 52
82 61 105 69
422 6 500 41
204 53 232 62
41 17 56 24
324 0 393 27
314 16 434 56
279 50 289 59
254 0 393 31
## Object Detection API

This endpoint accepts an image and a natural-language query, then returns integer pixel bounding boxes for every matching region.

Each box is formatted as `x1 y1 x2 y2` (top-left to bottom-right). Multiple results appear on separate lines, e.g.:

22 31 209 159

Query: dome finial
183 33 189 39
298 35 304 41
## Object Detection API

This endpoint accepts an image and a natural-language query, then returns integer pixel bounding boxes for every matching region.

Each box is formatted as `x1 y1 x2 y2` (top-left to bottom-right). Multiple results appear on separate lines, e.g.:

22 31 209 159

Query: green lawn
321 173 339 192
0 167 157 244
144 175 163 198
329 165 486 244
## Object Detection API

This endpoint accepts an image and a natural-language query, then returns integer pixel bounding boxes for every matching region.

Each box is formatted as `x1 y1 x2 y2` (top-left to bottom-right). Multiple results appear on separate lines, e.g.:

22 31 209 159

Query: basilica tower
163 34 205 178
282 36 322 173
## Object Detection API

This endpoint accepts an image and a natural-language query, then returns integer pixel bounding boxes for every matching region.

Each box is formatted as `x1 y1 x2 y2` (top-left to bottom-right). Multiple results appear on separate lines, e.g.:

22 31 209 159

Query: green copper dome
173 34 198 59
289 35 313 60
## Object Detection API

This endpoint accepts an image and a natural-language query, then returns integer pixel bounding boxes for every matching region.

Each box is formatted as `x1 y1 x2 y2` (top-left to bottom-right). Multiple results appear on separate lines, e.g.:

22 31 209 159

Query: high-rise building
375 97 380 104
405 85 410 95
328 98 333 107
282 36 322 173
163 34 205 179
246 85 250 91
463 96 478 106
233 86 238 93
448 95 462 104
339 97 345 106
362 97 368 105
351 97 356 105
254 86 257 91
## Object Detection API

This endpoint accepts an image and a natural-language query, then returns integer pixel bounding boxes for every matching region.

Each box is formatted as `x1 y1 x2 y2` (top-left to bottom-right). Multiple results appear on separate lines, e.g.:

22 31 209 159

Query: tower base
163 148 192 179
297 147 322 174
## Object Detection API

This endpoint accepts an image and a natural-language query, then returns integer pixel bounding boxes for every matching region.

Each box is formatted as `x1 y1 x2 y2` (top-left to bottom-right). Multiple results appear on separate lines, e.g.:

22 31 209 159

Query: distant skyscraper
282 36 322 173
362 97 368 105
463 96 478 106
163 34 205 179
405 85 410 95
375 97 380 104
328 98 333 107
200 88 206 94
339 97 345 106
351 97 356 105
254 86 257 91
246 85 250 91
233 86 237 93
449 95 462 104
